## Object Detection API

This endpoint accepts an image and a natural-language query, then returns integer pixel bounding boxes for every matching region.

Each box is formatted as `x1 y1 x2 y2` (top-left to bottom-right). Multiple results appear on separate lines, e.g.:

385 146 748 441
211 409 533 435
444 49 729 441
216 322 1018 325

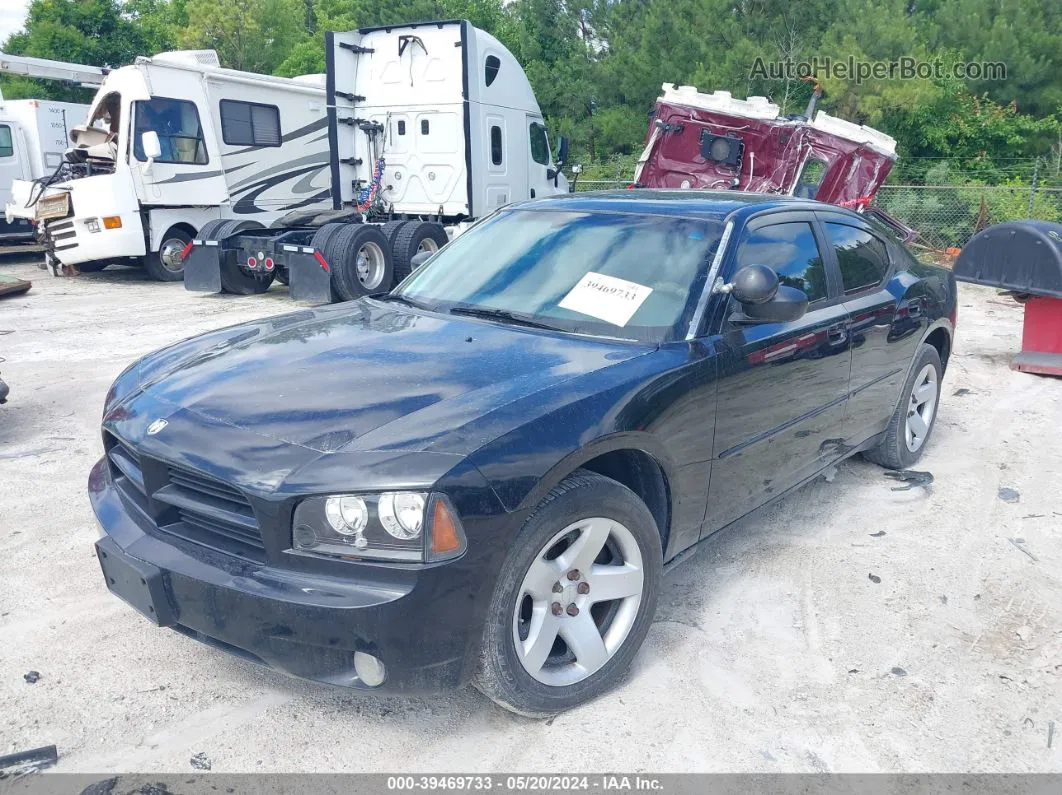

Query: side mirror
556 135 569 167
731 264 778 305
410 251 433 270
141 131 162 161
727 264 809 324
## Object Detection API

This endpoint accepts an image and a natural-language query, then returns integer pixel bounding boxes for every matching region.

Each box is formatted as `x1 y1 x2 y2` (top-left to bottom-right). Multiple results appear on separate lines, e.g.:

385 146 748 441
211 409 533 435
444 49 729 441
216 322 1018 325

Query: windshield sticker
559 272 654 327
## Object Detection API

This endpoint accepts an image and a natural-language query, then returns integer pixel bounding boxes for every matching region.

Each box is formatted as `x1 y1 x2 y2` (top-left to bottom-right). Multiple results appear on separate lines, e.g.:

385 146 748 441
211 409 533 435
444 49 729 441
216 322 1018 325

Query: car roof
513 189 864 224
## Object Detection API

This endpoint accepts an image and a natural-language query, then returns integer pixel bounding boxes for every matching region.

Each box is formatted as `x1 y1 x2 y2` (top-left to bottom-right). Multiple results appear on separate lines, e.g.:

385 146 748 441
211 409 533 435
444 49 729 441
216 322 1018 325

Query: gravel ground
0 253 1060 774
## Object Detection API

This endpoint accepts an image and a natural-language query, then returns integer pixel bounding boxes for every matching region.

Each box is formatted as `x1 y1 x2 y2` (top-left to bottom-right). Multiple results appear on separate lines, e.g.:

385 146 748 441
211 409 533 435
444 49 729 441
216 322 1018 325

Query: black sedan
91 191 956 716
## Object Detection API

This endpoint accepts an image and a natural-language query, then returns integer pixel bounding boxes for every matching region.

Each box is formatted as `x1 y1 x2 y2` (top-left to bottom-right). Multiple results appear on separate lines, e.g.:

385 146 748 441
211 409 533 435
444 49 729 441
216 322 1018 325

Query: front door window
133 98 208 164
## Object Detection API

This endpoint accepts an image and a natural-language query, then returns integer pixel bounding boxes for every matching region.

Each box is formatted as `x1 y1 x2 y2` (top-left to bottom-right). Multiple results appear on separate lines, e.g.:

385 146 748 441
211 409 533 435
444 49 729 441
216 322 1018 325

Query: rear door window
823 222 889 293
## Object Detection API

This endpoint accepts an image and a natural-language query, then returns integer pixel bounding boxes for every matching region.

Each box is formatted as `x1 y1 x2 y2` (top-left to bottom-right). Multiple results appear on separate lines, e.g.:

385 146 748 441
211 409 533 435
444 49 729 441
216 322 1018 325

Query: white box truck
183 19 572 302
4 50 333 279
0 98 89 242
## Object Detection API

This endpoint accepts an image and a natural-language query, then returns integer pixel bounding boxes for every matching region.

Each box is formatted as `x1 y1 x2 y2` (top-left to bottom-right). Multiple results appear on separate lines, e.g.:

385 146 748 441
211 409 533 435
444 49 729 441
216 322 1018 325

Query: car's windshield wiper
376 293 438 312
447 305 562 331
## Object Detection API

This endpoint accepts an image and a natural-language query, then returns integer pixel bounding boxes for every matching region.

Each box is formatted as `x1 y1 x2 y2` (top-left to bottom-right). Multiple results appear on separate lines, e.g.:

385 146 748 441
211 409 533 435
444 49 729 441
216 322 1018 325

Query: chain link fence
571 178 1062 251
872 185 1062 250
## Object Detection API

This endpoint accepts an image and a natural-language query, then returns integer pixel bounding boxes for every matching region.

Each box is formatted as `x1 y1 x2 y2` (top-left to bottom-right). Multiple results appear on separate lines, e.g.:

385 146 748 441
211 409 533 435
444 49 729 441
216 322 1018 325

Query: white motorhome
185 19 571 302
0 98 88 242
5 50 332 279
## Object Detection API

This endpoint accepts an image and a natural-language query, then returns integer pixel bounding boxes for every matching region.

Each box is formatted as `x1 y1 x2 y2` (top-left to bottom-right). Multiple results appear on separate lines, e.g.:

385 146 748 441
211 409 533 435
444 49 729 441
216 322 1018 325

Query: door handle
827 323 848 344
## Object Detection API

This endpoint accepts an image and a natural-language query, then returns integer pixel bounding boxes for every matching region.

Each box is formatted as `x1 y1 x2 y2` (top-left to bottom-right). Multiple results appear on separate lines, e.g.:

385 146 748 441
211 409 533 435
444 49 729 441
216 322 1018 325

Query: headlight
292 492 465 563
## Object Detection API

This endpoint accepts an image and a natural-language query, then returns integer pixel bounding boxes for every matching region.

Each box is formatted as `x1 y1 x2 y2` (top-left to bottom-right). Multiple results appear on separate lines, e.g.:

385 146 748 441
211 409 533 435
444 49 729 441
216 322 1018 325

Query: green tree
1 0 184 100
181 0 307 73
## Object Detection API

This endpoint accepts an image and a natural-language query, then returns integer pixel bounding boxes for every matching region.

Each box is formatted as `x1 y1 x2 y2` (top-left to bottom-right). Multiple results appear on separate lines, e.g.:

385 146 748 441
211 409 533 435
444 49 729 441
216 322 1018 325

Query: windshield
396 209 724 342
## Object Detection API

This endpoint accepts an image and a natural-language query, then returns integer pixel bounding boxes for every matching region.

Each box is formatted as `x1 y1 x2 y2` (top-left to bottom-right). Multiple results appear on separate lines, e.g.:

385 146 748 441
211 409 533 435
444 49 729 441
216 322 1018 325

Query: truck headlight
292 492 465 563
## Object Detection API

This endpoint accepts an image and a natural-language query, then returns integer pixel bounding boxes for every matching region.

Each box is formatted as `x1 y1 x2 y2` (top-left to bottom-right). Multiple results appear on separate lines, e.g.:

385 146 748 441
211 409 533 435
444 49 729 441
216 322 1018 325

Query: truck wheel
380 220 409 249
217 220 272 295
392 221 448 282
329 225 393 301
863 343 943 469
143 226 192 282
311 223 350 303
473 470 662 717
274 268 289 285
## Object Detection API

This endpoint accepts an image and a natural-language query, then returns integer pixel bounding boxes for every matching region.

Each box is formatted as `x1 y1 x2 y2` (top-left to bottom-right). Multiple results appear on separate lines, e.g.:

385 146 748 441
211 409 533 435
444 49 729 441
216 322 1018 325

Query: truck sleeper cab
183 20 572 303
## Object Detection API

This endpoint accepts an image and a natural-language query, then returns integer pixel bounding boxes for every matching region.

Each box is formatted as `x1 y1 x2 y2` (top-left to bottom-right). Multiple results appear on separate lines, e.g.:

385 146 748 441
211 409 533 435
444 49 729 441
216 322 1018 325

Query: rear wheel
329 224 393 301
217 220 273 295
392 221 448 282
863 343 943 469
143 226 192 282
474 470 662 717
380 219 409 249
312 223 351 303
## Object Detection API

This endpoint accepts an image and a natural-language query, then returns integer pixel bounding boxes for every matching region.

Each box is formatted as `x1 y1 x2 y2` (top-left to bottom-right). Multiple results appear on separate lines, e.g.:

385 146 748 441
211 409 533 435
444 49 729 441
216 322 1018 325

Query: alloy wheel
512 517 644 687
355 241 387 290
905 363 938 452
159 237 187 272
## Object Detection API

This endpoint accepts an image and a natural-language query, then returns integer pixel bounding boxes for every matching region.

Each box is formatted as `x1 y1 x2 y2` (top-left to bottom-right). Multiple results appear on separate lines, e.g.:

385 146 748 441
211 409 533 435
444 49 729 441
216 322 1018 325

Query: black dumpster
954 221 1062 376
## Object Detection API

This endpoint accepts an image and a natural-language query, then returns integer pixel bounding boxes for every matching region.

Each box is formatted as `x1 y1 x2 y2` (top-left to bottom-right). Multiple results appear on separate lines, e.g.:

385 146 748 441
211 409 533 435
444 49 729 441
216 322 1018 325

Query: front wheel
143 227 192 282
474 470 662 716
863 342 943 469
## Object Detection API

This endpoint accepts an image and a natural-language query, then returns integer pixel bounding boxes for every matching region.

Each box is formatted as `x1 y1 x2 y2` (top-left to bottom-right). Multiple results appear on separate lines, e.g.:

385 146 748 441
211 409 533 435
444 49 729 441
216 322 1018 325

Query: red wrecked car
633 84 911 237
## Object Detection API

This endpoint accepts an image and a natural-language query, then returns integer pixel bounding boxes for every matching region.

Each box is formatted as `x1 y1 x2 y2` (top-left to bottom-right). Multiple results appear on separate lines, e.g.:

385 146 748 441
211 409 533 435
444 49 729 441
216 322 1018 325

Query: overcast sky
0 0 30 45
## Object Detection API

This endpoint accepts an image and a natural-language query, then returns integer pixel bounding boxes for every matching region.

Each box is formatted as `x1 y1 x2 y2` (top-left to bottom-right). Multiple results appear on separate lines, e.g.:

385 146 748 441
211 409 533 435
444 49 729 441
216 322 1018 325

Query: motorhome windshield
88 93 121 136
133 97 208 164
396 209 724 342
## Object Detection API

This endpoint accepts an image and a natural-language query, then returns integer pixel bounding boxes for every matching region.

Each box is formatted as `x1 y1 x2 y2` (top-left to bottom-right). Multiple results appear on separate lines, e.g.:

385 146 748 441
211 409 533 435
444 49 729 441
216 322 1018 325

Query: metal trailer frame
185 226 332 303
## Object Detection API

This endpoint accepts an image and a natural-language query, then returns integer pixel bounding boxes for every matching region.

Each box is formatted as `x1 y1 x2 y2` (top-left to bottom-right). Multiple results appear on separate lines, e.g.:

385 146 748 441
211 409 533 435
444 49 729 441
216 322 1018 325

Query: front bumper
88 457 483 694
45 214 145 266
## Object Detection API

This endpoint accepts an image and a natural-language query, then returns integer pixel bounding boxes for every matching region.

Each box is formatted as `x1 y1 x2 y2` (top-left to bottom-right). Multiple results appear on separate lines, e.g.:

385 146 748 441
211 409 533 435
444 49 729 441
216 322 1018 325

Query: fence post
1029 158 1040 217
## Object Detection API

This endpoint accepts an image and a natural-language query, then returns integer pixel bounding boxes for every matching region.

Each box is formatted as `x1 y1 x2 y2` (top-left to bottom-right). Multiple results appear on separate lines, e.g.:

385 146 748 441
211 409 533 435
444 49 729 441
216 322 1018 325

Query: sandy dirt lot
1 253 1060 774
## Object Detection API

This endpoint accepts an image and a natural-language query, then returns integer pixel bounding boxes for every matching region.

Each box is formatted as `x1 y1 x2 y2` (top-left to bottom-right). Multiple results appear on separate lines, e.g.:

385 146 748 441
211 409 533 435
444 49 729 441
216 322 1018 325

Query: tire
143 226 192 282
380 219 409 249
217 220 273 295
392 221 448 282
328 224 393 301
274 268 289 286
196 219 229 242
863 342 943 469
474 470 662 717
312 223 351 303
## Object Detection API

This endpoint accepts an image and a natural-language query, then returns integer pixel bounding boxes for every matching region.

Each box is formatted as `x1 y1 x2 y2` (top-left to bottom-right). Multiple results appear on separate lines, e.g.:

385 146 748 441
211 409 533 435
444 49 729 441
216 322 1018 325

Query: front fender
512 430 678 514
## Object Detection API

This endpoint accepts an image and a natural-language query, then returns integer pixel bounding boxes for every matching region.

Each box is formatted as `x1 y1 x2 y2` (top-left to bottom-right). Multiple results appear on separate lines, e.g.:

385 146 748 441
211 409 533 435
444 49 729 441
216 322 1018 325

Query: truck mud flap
183 240 223 293
954 221 1062 299
285 245 333 304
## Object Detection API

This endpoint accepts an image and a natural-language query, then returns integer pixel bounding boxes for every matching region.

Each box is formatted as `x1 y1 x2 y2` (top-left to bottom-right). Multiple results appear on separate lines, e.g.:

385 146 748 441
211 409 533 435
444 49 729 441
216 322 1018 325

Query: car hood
133 299 652 454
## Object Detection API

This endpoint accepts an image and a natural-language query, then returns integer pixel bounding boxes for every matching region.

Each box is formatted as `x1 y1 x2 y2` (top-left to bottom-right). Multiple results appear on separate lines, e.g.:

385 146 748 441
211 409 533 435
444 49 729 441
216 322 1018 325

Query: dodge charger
91 191 956 716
